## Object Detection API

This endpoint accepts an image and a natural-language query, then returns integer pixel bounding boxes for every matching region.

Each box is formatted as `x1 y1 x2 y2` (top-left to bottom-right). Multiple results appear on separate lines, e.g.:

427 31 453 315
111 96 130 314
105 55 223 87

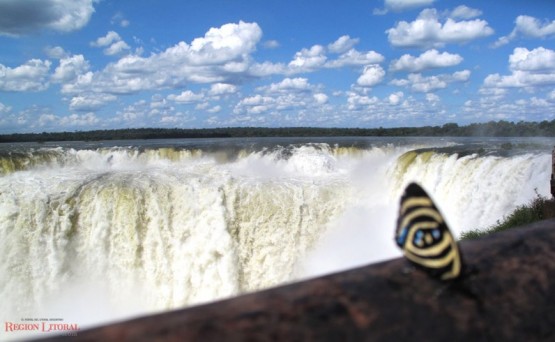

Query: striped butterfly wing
395 183 462 280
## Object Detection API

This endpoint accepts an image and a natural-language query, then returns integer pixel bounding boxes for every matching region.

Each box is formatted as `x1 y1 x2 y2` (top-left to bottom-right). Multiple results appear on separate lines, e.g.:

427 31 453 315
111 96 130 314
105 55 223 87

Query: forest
1 120 555 143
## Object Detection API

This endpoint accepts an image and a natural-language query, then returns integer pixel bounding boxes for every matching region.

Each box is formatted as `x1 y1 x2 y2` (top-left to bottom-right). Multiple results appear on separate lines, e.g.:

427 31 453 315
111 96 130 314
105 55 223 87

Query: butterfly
395 182 462 280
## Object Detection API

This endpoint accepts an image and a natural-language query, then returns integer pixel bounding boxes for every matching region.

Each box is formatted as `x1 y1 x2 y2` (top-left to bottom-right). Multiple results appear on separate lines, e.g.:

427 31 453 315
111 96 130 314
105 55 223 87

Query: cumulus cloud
51 55 90 83
484 47 555 88
263 40 280 49
0 59 51 91
234 77 328 117
35 111 100 129
288 45 327 73
387 8 494 48
286 35 384 73
493 15 555 48
111 12 130 28
328 35 360 54
326 49 384 68
262 77 314 93
209 83 238 96
313 93 328 104
347 92 379 110
91 31 130 56
249 62 287 77
0 0 95 36
509 47 555 72
388 91 404 105
357 65 385 87
167 90 204 103
0 101 11 111
234 94 274 115
189 21 262 64
69 93 117 112
391 70 470 92
390 49 463 72
450 5 482 20
378 0 435 13
104 40 131 56
59 113 100 126
44 46 69 59
426 93 440 104
62 21 262 96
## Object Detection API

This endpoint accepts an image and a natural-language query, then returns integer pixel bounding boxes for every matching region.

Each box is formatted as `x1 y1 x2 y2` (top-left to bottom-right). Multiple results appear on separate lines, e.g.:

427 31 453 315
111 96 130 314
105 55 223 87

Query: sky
0 0 554 133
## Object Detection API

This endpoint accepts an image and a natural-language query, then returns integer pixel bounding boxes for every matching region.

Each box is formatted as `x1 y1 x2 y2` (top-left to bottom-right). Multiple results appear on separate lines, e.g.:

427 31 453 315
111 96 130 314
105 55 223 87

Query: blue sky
0 0 554 133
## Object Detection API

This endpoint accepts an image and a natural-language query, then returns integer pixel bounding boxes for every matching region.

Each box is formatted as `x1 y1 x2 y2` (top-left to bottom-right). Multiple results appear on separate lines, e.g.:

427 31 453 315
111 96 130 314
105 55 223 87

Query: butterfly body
395 183 462 280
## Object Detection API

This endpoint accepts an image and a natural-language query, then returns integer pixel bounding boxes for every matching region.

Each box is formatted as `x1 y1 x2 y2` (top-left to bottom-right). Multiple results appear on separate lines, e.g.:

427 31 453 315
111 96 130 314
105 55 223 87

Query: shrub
460 193 552 240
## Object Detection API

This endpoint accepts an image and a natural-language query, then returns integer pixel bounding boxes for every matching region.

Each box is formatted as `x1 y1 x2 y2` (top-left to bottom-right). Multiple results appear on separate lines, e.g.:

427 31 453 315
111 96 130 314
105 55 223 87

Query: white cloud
60 113 100 127
314 93 328 104
326 49 384 68
426 93 440 103
347 92 379 110
452 70 471 81
234 77 328 118
484 47 555 88
206 105 222 113
388 91 404 105
390 49 463 72
450 5 482 20
249 62 287 77
357 65 385 87
0 59 51 91
111 99 195 127
104 40 131 56
35 112 100 129
91 31 121 47
387 8 494 48
51 55 90 83
209 83 238 96
0 101 12 115
62 21 263 96
91 31 130 56
391 74 446 92
234 94 274 115
262 77 314 93
69 94 117 112
493 15 555 48
385 0 435 12
286 36 384 73
391 70 470 92
111 12 130 28
509 47 555 72
167 90 204 103
288 45 327 73
263 40 280 49
484 71 555 88
189 21 262 64
44 46 68 59
0 0 95 36
328 35 360 54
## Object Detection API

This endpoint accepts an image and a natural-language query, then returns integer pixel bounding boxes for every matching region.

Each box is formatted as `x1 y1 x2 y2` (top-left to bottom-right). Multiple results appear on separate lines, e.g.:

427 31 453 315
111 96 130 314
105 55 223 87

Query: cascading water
0 137 552 338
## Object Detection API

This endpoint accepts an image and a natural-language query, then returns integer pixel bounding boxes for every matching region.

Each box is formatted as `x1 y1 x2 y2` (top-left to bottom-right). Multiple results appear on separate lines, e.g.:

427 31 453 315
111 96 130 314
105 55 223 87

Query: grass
460 192 555 240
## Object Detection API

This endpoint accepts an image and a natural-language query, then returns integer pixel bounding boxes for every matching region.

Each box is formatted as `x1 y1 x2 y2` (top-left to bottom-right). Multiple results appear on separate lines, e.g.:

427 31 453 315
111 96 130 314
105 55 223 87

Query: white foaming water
0 138 551 339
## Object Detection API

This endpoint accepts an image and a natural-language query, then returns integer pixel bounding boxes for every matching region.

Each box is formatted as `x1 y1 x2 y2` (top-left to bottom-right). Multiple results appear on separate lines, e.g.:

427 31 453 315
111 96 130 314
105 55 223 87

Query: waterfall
0 138 551 336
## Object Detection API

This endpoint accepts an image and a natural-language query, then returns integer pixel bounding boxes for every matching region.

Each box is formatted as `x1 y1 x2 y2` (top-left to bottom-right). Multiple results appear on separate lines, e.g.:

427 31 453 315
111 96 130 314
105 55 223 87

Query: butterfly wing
395 183 462 280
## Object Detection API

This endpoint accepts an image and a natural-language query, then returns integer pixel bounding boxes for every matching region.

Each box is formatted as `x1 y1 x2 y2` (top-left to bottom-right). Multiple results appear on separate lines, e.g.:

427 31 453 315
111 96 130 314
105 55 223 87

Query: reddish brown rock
39 219 555 341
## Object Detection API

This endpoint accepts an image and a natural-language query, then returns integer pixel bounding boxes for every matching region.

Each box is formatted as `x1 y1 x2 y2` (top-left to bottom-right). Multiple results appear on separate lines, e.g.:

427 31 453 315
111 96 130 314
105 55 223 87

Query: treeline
2 120 555 143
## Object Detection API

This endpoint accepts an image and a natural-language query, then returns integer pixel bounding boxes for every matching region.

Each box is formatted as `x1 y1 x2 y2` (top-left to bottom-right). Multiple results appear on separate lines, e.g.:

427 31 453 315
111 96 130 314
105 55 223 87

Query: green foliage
460 194 551 240
2 119 555 143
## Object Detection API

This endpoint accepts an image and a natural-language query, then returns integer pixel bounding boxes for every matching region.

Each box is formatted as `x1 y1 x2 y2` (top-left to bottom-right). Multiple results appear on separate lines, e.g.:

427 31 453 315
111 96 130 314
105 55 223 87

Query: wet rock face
40 219 555 341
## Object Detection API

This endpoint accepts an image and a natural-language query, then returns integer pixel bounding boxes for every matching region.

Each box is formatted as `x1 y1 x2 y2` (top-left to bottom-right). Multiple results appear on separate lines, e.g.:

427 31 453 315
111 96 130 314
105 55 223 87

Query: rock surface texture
39 219 555 341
